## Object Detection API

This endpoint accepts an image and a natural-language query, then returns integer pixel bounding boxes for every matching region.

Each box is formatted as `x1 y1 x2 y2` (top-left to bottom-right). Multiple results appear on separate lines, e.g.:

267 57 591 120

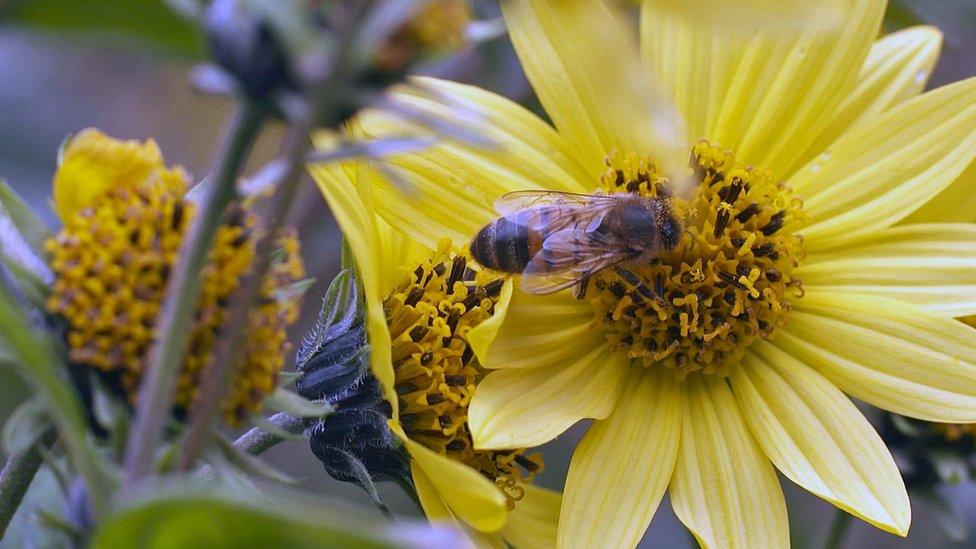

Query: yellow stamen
385 243 543 508
46 175 304 424
588 141 806 378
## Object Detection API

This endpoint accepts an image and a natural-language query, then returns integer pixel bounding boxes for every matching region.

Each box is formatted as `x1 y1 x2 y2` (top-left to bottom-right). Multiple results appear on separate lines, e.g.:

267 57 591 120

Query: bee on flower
313 0 976 547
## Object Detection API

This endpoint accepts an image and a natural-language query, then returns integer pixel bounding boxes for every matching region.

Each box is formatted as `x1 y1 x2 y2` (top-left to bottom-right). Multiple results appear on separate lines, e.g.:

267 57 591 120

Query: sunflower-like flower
316 1 976 547
46 129 305 424
310 158 559 548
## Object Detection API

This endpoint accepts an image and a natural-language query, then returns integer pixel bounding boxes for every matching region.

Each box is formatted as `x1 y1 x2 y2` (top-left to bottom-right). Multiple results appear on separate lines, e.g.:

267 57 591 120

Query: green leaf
0 276 113 512
273 277 315 304
211 435 297 485
264 388 332 419
90 484 461 549
1 397 50 454
0 180 51 257
1 0 205 58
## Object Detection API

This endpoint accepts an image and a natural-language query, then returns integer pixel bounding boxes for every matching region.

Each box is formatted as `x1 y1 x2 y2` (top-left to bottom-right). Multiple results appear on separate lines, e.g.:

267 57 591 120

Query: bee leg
574 275 591 300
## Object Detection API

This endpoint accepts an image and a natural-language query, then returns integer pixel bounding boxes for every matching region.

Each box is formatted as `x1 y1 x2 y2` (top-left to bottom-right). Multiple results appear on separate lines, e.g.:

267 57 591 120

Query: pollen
46 174 305 425
386 241 543 508
588 142 806 378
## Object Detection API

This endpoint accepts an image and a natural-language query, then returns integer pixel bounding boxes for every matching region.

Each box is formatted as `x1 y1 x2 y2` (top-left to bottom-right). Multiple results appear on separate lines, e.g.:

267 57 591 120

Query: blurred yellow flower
47 128 304 424
310 157 559 549
315 0 976 547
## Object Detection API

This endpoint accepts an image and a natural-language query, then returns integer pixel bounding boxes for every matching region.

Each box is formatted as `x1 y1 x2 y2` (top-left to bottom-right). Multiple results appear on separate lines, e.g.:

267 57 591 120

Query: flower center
385 243 543 507
46 176 305 424
588 141 806 378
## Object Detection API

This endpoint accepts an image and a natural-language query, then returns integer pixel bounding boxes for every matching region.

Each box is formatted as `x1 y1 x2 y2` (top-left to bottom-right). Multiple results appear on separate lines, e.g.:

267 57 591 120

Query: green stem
823 508 853 549
232 412 304 455
0 443 44 536
122 101 265 486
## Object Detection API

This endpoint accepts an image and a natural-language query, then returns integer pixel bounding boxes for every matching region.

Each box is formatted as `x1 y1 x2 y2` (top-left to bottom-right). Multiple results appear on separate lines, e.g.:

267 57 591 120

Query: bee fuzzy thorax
588 143 806 378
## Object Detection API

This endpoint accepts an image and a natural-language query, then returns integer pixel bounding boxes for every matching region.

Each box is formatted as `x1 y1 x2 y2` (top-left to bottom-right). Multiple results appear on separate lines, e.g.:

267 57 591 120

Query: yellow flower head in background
318 0 976 547
311 157 559 548
47 128 305 424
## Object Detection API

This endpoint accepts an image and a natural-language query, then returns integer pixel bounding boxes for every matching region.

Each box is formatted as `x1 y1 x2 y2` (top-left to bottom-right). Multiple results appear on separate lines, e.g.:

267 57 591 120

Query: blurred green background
0 1 974 547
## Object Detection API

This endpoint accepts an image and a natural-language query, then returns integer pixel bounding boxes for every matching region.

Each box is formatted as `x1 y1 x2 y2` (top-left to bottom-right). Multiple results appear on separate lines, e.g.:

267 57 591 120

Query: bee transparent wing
494 190 617 214
520 228 635 295
494 190 618 232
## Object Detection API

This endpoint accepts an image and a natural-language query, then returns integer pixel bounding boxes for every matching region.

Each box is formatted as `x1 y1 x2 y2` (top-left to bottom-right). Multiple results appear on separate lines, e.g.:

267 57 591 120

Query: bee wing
494 190 618 232
520 228 636 295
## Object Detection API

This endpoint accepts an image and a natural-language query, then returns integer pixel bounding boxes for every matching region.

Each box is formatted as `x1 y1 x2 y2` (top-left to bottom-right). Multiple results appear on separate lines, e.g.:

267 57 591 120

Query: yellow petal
309 159 397 412
777 290 976 422
702 1 884 178
650 0 849 30
354 77 590 250
413 460 455 521
394 423 508 533
733 342 910 535
467 286 604 370
801 26 943 163
906 155 976 224
413 464 503 549
53 128 165 220
670 375 789 548
503 0 679 171
797 223 976 316
558 369 681 549
468 343 628 449
794 76 976 251
501 485 561 549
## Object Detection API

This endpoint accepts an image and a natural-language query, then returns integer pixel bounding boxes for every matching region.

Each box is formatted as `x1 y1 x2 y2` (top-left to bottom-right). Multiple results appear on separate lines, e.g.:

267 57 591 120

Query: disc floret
589 142 806 377
386 241 543 507
46 173 304 424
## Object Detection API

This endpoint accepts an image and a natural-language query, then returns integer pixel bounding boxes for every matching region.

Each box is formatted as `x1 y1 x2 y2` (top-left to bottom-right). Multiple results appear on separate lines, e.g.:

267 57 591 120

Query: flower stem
177 106 318 469
823 508 854 549
122 101 265 487
232 412 304 455
0 443 44 536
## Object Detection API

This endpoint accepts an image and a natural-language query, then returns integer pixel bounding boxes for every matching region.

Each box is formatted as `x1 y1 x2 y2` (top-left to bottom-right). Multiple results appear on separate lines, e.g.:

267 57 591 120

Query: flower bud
297 270 410 492
204 0 294 99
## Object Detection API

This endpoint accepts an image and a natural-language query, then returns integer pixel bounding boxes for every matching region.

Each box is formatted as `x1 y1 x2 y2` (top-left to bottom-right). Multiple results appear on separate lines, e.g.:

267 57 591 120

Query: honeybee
470 190 683 297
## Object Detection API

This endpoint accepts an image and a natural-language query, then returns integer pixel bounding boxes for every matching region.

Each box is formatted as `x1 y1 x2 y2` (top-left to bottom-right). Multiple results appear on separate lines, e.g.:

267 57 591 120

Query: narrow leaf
264 388 333 419
0 180 51 256
1 398 50 454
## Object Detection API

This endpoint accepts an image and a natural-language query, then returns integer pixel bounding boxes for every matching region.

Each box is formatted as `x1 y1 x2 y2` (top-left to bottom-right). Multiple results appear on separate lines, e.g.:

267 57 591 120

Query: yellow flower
47 128 305 424
310 157 559 548
315 1 976 547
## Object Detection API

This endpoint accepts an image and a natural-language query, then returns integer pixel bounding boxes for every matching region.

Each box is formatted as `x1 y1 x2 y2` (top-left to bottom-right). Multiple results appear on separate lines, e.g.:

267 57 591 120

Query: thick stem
122 102 265 487
0 445 43 537
823 508 853 549
233 412 304 455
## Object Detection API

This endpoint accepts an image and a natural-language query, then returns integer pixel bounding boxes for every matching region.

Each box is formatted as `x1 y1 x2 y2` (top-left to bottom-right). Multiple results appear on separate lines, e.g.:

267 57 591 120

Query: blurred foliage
90 486 440 549
0 0 204 57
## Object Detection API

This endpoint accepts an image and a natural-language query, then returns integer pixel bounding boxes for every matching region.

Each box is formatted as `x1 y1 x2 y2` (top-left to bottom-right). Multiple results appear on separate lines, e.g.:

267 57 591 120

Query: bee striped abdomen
471 214 544 273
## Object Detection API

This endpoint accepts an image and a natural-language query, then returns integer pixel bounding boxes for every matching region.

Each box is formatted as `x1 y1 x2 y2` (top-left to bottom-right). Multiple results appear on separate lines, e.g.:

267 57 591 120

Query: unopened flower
327 1 976 546
310 158 559 548
46 129 304 424
374 0 473 74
